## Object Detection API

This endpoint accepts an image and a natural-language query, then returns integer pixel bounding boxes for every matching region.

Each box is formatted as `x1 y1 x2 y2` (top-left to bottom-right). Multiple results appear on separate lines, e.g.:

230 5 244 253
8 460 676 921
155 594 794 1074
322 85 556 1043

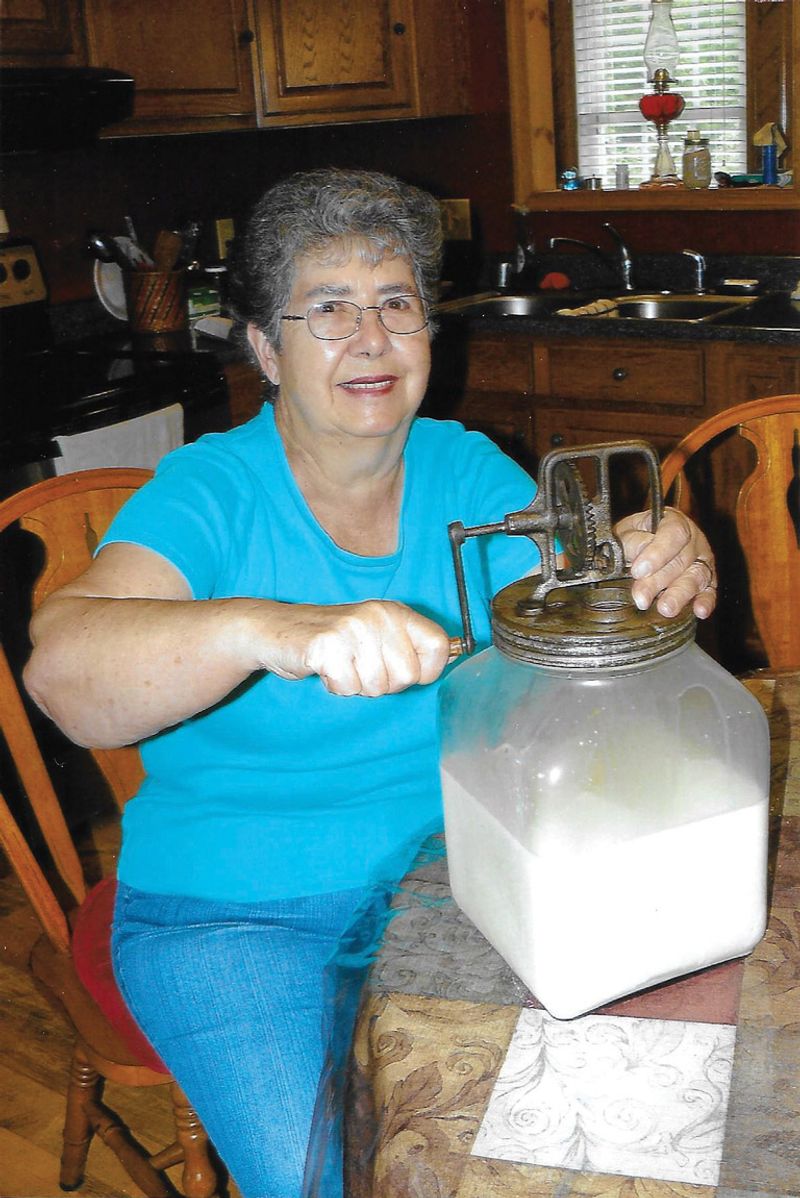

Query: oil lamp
639 0 684 184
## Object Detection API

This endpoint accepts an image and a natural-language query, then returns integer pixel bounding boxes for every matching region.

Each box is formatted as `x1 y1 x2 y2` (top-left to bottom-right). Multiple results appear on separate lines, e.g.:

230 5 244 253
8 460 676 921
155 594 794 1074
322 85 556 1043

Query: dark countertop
66 326 245 364
437 290 800 348
47 300 247 363
48 256 800 357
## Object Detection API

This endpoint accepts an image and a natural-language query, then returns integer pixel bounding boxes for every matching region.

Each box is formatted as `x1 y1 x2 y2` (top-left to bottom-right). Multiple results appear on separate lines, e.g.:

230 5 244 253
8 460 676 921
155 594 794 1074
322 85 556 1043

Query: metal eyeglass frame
280 295 429 340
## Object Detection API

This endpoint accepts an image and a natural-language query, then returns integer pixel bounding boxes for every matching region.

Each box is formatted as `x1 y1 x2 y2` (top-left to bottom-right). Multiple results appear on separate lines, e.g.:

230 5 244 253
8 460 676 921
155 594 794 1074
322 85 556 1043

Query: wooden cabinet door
533 408 693 514
534 408 693 458
0 0 85 65
84 0 257 133
425 332 535 466
463 336 534 396
705 342 800 409
435 390 535 468
254 0 415 124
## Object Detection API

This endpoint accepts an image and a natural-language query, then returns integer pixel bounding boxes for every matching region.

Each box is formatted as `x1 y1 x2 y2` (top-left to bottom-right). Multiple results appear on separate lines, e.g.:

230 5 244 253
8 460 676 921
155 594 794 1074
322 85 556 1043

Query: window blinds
572 0 747 187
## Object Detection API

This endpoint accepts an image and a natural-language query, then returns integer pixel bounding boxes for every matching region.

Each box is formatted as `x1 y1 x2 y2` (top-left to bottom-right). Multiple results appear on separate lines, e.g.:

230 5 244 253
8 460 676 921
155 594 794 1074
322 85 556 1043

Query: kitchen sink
436 290 759 323
436 293 573 319
612 294 757 322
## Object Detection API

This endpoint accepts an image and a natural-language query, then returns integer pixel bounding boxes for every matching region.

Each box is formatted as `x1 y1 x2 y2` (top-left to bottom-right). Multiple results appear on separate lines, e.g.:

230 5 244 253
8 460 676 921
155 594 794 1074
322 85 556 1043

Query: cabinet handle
550 432 565 447
612 367 628 381
393 22 406 35
239 28 255 45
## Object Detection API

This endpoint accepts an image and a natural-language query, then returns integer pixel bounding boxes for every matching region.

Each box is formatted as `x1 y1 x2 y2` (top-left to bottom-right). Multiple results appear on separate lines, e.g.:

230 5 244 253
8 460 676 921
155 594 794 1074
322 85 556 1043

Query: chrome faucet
509 203 538 287
548 221 636 291
682 249 707 294
603 222 635 291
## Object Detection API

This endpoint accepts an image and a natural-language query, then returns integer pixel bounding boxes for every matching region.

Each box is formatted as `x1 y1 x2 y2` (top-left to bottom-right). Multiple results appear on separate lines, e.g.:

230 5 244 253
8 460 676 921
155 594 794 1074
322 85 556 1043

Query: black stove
0 239 231 493
2 336 231 472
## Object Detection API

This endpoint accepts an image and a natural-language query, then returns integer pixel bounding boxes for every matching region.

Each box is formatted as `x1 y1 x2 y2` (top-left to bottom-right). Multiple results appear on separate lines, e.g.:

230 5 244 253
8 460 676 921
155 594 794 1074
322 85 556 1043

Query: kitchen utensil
86 229 133 269
440 439 770 1019
91 235 143 320
152 229 184 272
176 220 201 268
122 215 154 267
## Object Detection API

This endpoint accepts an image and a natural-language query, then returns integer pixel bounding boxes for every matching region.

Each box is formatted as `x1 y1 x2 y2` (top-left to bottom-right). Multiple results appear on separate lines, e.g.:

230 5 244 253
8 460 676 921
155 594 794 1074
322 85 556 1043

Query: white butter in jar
443 760 767 1019
440 640 770 1021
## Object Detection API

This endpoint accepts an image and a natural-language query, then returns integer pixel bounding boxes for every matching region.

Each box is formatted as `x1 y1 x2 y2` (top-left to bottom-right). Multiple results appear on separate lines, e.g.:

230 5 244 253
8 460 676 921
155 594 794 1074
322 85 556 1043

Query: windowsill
524 188 799 212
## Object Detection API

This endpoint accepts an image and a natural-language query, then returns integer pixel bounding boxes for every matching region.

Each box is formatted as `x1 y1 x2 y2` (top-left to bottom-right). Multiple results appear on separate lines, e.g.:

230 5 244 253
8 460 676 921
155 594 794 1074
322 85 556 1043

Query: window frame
503 0 797 211
572 0 747 188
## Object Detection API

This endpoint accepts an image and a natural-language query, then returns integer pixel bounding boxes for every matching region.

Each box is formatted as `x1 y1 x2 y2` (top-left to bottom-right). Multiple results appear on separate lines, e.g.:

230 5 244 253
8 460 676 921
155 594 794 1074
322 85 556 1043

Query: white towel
54 404 184 474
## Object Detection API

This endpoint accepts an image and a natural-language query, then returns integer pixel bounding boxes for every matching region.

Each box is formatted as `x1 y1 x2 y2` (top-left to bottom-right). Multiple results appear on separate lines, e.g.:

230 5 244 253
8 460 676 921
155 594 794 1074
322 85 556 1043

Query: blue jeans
112 881 371 1198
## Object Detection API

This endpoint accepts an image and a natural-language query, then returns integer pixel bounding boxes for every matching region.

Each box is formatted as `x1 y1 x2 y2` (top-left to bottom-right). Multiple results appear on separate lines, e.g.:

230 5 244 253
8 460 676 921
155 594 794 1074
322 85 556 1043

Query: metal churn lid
448 440 696 670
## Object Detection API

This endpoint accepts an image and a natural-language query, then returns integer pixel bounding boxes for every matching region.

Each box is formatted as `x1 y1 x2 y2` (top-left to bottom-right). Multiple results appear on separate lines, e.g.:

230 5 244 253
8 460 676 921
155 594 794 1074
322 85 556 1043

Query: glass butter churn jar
440 442 769 1019
682 129 712 188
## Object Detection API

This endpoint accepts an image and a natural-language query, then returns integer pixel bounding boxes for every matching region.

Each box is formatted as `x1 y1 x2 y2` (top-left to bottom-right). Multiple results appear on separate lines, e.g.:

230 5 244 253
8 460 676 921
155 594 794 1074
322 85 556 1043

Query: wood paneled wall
0 112 514 304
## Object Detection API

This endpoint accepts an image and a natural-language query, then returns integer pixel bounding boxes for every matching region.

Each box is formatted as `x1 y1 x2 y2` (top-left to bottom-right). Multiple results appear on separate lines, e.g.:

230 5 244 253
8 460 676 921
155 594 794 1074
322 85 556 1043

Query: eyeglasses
281 294 429 341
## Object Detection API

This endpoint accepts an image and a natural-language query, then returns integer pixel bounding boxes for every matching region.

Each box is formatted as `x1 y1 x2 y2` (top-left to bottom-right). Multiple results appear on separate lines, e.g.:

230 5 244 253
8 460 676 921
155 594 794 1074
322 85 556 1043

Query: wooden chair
0 469 223 1197
661 393 800 671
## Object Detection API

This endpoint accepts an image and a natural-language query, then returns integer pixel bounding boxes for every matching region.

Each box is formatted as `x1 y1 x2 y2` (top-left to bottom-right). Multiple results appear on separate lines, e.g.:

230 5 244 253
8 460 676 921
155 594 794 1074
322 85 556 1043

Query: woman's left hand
614 507 717 619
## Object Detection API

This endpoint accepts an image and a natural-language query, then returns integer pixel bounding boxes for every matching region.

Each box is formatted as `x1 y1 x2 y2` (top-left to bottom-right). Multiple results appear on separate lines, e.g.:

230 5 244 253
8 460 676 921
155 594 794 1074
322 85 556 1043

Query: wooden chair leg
61 1043 173 1198
91 1102 173 1198
60 1043 101 1191
170 1081 221 1198
59 1047 220 1198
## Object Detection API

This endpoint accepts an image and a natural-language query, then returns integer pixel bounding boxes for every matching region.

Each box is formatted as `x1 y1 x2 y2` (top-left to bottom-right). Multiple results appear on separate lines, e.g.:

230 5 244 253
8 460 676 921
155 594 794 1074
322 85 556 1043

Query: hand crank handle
448 635 466 662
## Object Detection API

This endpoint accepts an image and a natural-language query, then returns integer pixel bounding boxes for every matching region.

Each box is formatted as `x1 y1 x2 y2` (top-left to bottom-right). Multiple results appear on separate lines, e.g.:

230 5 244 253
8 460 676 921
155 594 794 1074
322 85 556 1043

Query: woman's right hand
261 599 451 697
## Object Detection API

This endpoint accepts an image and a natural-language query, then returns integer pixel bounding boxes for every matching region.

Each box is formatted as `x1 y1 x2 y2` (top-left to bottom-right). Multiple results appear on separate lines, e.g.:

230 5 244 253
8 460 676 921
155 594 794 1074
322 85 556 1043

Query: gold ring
693 558 716 590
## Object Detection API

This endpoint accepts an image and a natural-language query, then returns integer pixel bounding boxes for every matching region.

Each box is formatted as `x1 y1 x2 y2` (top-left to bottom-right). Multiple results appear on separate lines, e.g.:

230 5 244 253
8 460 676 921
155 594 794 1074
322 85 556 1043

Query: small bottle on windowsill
682 130 711 189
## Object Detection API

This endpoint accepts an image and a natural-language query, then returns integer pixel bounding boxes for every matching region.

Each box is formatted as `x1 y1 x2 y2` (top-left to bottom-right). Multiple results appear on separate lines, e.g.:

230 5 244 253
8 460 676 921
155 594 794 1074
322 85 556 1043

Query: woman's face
248 247 431 452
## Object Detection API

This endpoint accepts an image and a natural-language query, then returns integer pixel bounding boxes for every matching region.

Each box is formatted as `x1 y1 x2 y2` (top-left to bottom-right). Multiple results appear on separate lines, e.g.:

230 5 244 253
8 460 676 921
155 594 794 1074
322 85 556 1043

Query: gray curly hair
228 167 443 363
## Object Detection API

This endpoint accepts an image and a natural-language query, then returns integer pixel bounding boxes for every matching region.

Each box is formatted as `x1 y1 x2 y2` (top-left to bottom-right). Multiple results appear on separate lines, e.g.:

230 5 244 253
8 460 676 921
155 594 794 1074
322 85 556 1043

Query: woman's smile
338 373 399 394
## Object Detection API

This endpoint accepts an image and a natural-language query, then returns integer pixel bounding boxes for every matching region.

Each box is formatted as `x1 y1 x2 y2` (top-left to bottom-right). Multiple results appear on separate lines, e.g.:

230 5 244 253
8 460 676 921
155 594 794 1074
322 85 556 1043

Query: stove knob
12 257 31 281
0 262 6 284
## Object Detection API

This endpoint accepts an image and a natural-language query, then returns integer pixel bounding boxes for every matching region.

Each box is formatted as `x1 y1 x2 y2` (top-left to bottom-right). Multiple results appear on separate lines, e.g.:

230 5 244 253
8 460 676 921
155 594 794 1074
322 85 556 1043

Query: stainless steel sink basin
612 294 757 322
436 291 758 323
436 293 570 319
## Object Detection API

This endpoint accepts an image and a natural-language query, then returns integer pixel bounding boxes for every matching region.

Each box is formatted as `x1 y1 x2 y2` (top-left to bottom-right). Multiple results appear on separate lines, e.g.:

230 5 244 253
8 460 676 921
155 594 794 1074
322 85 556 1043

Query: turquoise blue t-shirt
101 406 538 901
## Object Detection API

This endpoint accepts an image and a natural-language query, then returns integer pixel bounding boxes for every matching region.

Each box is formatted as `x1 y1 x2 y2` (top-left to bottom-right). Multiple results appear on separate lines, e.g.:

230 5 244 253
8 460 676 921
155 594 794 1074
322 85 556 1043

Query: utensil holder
124 267 188 334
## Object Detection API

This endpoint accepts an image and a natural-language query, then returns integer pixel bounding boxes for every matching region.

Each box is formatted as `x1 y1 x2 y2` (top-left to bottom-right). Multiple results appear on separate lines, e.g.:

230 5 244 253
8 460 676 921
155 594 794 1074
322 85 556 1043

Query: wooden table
342 671 800 1197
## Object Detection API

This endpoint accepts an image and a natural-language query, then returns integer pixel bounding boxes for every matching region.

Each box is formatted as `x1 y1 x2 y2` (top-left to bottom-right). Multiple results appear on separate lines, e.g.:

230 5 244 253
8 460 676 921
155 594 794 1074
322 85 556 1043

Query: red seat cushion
71 876 168 1074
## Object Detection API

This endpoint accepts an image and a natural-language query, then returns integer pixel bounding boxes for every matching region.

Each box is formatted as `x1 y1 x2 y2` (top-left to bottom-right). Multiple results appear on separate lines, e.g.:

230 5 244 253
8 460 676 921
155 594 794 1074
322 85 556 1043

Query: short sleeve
98 440 257 599
448 425 540 598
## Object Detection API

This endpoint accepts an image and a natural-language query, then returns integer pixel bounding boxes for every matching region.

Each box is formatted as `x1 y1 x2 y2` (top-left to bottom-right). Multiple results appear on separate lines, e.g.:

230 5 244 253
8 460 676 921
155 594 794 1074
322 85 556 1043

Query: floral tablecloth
343 671 800 1198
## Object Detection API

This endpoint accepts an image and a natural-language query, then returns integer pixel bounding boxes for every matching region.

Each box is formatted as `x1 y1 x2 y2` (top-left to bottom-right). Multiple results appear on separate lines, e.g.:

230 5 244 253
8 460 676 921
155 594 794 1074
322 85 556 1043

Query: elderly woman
24 168 716 1198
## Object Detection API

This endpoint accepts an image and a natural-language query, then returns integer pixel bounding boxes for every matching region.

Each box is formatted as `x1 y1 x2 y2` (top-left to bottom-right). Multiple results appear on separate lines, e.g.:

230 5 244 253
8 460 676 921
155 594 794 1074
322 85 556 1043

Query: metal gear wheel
552 460 597 572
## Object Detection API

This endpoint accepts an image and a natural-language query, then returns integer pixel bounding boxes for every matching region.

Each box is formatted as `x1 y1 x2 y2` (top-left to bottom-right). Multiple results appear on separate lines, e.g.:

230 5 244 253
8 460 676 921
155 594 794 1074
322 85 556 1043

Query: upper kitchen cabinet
82 0 257 134
74 0 470 137
0 0 86 66
254 0 414 123
253 0 469 126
